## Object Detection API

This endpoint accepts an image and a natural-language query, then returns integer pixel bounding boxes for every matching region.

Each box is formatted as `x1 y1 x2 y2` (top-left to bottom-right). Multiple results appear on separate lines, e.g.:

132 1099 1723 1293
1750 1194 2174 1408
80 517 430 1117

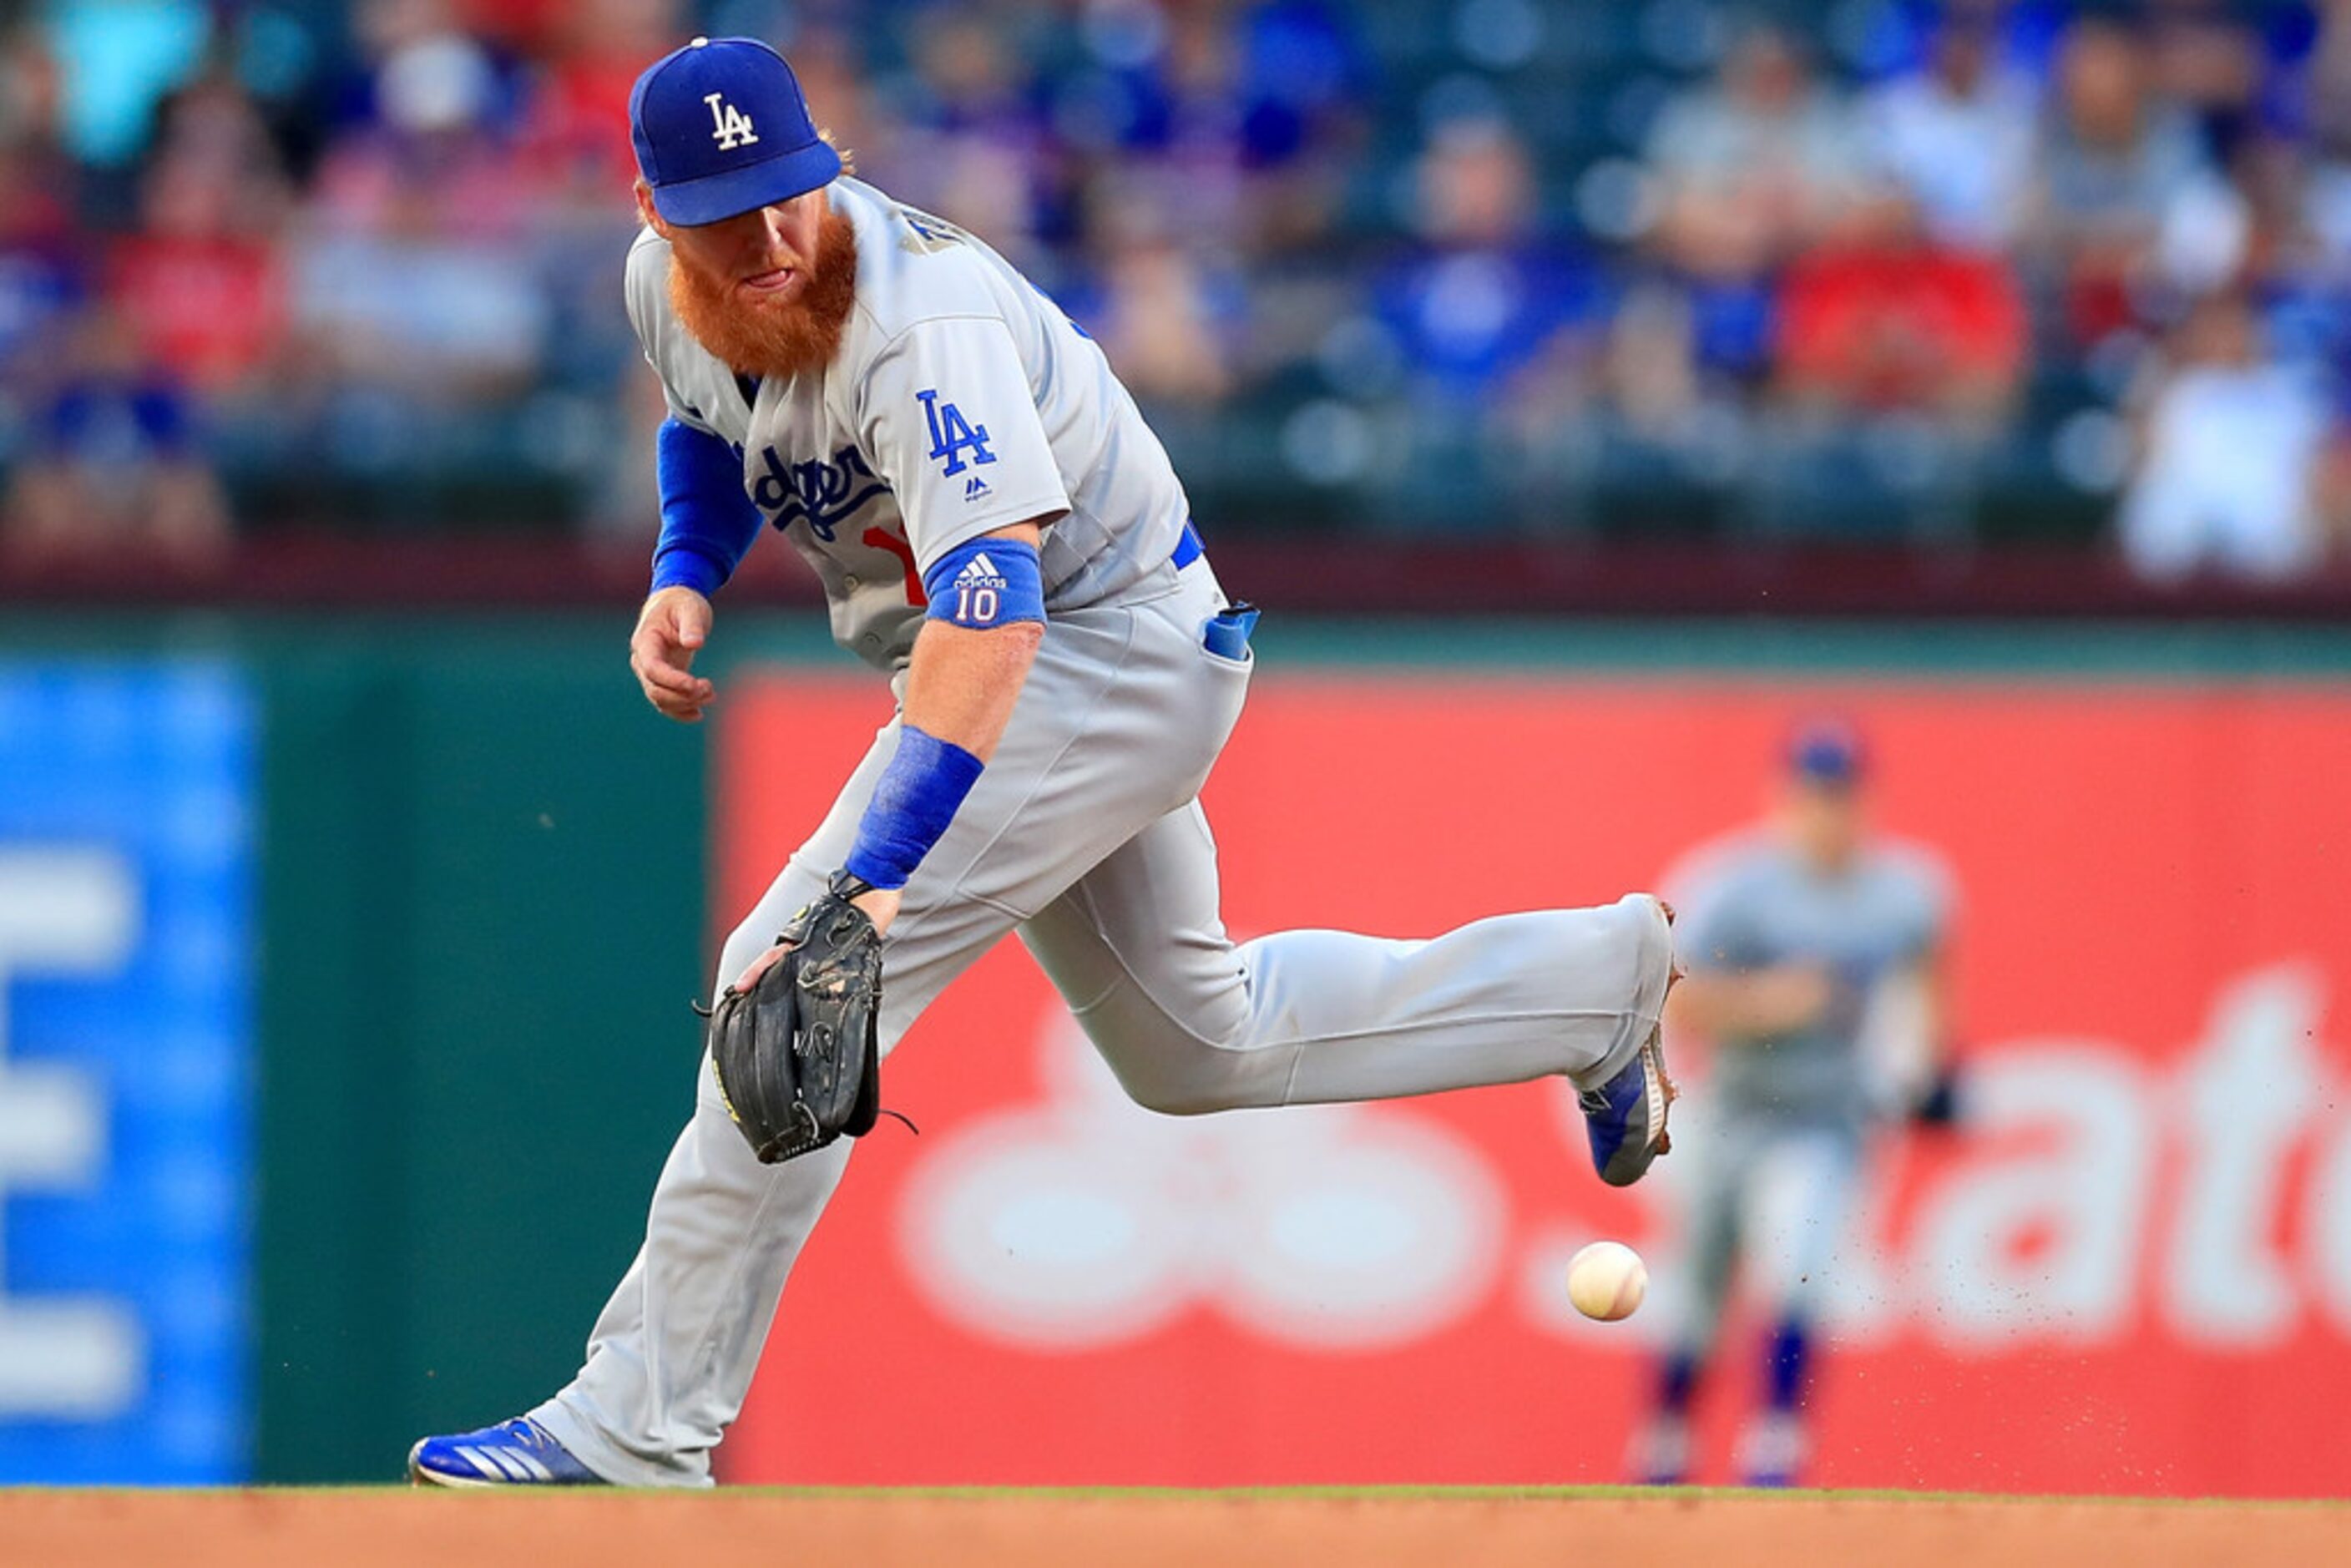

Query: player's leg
523 848 952 1487
1630 1105 1750 1484
1729 1123 1860 1487
512 575 1252 1486
1018 800 1675 1119
518 788 1090 1483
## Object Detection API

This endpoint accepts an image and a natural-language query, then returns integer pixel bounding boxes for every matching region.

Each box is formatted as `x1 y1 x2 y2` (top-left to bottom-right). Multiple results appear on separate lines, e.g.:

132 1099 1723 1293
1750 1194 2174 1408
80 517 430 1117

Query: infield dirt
9 1488 2348 1567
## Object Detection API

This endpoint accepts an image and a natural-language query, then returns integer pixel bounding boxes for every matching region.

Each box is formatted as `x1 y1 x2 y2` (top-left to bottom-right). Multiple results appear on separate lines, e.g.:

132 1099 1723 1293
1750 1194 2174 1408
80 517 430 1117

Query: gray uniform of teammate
523 173 1677 1485
1660 830 1949 1409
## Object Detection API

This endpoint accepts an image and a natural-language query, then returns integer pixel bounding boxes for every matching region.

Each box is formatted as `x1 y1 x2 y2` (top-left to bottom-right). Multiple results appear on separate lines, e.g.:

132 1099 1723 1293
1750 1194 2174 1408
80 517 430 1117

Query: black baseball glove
705 872 885 1164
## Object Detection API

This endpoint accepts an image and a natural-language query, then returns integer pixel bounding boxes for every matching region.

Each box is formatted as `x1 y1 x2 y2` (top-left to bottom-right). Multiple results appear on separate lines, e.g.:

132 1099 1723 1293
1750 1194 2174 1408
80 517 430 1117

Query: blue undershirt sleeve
650 417 765 598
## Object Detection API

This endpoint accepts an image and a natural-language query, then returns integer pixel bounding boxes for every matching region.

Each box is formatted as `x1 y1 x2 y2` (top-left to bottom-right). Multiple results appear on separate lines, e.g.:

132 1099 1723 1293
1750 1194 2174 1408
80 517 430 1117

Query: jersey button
842 574 861 590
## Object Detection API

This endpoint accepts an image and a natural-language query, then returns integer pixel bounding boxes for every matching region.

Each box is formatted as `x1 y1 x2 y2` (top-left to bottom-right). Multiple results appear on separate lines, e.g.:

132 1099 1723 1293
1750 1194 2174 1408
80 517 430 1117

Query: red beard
666 209 859 381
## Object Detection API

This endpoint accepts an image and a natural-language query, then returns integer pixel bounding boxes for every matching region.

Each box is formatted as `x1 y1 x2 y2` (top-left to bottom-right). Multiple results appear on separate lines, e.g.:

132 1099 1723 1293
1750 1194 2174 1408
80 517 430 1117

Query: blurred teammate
1633 720 1958 1487
406 37 1679 1488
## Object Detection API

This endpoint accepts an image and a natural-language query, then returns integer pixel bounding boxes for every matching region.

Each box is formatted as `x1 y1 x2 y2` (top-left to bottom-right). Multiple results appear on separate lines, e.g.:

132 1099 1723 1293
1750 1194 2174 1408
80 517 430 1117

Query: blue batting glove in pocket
1203 602 1259 661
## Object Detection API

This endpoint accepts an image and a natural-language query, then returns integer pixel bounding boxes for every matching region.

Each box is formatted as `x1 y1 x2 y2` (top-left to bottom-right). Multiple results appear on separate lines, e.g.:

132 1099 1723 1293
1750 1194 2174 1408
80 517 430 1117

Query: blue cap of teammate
629 37 842 226
1787 717 1867 788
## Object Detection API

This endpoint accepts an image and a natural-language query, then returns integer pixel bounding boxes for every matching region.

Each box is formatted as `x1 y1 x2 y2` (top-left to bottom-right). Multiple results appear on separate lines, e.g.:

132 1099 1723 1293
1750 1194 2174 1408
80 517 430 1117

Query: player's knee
1118 1072 1231 1116
1109 1049 1256 1116
1080 1007 1259 1115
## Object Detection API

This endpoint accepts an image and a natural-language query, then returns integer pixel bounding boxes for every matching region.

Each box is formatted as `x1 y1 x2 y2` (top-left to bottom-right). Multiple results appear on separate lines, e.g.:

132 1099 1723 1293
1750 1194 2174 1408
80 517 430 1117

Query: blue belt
1165 518 1251 657
1170 518 1205 570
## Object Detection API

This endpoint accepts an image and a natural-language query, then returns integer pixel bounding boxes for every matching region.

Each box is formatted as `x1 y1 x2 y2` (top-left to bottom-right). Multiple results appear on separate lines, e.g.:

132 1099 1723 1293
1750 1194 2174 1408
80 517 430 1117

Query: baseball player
407 37 1679 1489
1631 720 1957 1487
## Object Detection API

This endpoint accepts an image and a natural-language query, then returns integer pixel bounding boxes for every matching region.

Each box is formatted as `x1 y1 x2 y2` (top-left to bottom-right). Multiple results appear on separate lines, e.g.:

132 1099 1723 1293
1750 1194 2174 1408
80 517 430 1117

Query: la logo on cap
629 35 842 225
705 92 759 149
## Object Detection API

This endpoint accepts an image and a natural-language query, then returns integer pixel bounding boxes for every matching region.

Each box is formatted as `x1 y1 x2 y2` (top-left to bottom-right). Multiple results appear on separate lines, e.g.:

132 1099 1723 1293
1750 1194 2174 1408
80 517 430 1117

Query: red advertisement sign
715 671 2351 1496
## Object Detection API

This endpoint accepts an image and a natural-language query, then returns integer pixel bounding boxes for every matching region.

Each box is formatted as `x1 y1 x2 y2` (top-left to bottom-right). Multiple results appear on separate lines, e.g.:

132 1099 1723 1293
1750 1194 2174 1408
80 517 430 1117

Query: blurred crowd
5 0 2351 582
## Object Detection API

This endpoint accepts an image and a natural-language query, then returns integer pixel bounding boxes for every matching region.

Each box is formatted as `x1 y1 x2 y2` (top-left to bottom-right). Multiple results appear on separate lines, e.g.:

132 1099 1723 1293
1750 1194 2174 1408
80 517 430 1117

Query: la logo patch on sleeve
918 389 997 477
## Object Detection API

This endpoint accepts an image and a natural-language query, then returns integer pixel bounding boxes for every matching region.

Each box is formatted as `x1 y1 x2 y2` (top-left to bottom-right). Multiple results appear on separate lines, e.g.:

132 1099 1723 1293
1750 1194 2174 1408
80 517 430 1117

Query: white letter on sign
0 848 145 1417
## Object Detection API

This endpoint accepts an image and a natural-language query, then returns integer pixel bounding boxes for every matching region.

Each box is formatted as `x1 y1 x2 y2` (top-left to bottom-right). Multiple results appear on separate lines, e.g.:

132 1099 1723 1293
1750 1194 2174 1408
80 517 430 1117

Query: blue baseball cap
1787 717 1867 788
629 37 842 227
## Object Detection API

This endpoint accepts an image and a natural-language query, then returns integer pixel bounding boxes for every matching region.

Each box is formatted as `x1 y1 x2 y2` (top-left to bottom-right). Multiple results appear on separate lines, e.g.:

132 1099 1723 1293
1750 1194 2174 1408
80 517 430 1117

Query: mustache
667 209 859 381
739 247 810 278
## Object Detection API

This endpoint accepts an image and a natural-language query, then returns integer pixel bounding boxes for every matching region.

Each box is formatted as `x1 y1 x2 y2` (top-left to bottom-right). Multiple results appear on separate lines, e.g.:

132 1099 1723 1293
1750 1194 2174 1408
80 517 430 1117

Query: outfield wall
1 614 2348 1491
716 657 2351 1496
0 614 731 1484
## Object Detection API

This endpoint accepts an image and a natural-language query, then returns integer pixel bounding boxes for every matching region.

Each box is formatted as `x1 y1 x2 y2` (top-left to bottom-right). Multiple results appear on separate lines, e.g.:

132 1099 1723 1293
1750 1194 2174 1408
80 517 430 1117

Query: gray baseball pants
1659 1105 1862 1358
532 557 1676 1485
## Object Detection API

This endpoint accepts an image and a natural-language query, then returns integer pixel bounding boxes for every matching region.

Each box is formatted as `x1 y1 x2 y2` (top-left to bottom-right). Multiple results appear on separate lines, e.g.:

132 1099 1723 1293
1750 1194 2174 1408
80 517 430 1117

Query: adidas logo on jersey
963 475 991 501
953 552 1009 593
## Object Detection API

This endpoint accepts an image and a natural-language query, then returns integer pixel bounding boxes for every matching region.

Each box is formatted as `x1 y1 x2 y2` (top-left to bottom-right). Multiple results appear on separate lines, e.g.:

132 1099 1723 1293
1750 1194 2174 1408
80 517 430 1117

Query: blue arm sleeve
842 725 986 891
650 417 765 598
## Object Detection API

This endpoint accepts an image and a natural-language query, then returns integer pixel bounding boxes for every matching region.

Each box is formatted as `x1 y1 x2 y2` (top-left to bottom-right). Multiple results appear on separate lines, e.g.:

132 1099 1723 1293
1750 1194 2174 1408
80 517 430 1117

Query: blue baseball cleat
407 1417 605 1487
1580 1027 1676 1186
1579 899 1681 1187
1736 1412 1809 1489
1627 1413 1694 1487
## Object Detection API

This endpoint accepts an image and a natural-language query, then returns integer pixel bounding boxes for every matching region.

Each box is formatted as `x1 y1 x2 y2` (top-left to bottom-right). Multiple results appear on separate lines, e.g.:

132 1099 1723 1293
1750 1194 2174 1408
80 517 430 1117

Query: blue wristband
842 724 986 891
921 535 1047 630
650 417 764 597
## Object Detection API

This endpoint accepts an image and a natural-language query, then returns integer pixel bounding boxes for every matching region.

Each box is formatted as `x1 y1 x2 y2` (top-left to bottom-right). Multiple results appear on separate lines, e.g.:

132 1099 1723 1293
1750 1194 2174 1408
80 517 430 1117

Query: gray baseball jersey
1674 834 1951 1125
520 174 1681 1486
624 175 1191 669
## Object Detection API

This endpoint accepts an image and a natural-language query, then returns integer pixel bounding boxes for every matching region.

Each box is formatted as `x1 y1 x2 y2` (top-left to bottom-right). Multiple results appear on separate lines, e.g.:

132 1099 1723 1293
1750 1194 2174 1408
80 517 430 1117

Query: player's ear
633 179 670 237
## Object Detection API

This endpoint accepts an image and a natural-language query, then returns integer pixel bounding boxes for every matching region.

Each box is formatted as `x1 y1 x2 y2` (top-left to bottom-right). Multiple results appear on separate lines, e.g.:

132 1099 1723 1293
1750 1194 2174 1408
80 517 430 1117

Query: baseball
1567 1241 1648 1322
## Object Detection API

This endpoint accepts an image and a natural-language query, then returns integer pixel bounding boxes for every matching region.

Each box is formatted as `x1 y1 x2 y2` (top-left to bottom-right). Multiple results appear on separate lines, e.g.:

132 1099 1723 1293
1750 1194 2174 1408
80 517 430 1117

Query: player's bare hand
1758 964 1838 1030
728 887 900 993
731 941 791 993
848 885 900 938
631 586 717 721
